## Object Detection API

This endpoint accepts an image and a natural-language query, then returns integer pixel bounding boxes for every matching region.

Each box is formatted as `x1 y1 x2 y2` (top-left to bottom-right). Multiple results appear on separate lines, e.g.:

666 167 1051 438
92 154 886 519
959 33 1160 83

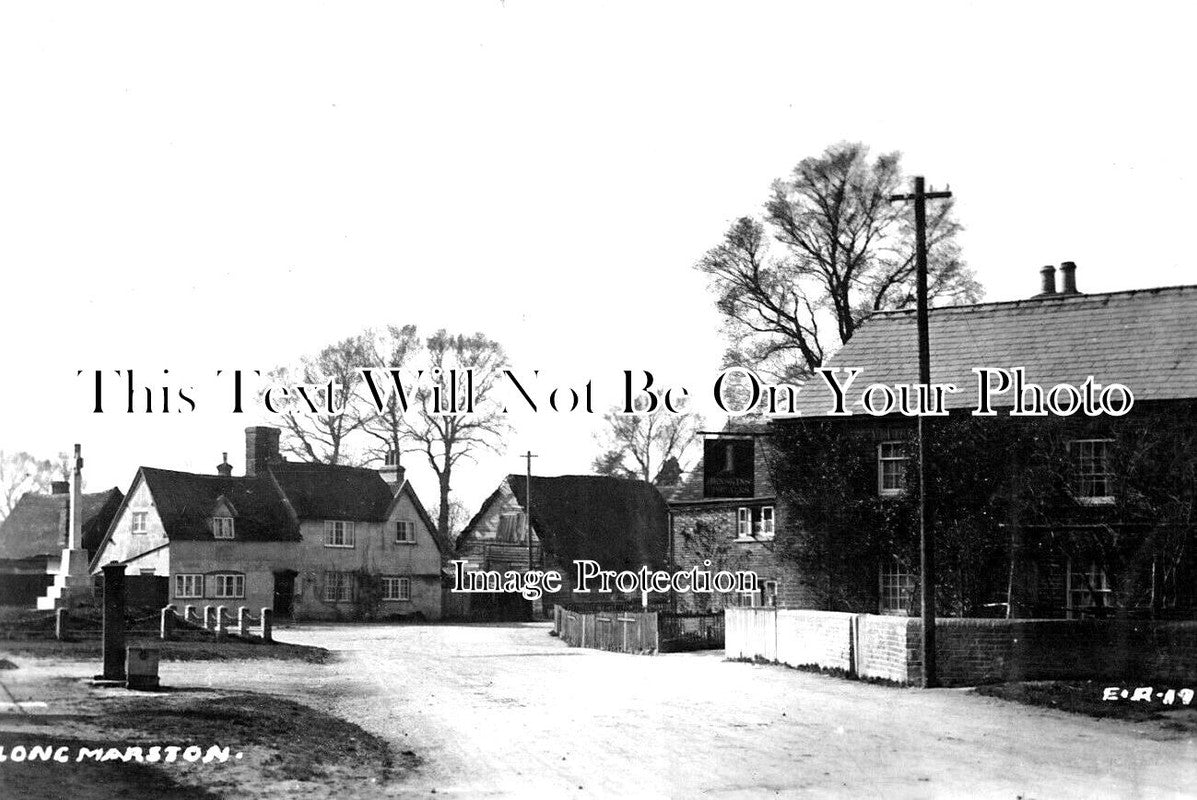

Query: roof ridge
871 283 1197 317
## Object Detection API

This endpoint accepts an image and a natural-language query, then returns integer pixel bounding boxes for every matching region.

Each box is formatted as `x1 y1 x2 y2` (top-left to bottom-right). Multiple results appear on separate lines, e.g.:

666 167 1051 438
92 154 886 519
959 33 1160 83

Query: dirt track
7 623 1195 798
269 622 1195 798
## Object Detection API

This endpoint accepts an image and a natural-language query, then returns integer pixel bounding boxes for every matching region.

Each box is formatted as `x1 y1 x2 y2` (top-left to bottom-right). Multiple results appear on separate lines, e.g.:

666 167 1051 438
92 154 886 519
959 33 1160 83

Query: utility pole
889 175 951 689
523 450 538 571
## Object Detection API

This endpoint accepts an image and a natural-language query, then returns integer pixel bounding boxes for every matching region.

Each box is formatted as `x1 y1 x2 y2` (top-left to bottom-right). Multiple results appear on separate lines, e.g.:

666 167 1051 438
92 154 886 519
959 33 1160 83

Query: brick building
772 265 1197 618
667 427 809 611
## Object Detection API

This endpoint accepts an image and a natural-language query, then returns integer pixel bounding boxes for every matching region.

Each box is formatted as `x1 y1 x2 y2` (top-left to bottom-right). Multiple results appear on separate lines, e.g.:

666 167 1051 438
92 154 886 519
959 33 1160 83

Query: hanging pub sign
703 437 754 498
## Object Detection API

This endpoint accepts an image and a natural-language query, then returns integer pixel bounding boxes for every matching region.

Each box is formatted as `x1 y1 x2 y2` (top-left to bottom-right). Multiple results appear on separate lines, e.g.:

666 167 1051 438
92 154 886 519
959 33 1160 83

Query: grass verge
0 636 331 663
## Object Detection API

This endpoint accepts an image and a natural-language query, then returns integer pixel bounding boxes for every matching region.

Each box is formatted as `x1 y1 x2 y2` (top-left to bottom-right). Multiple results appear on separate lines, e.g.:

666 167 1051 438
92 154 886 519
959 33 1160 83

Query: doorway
272 570 297 618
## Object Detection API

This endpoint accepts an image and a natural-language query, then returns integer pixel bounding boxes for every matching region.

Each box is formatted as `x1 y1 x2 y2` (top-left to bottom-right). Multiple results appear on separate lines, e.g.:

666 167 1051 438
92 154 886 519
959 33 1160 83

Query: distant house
90 427 448 620
0 482 123 575
455 474 670 619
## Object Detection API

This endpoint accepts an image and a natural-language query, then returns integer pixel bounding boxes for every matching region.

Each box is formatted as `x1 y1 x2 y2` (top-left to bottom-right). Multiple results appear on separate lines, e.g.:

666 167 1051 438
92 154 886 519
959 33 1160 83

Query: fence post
184 605 195 625
215 606 228 638
203 605 214 630
160 606 174 640
99 563 127 681
55 608 67 640
237 606 249 637
260 608 273 642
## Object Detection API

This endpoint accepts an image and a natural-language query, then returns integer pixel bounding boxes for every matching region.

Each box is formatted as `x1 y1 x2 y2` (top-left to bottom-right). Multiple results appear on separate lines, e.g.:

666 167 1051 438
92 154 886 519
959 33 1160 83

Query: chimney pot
1039 265 1056 296
217 452 233 477
1059 261 1079 294
379 449 405 493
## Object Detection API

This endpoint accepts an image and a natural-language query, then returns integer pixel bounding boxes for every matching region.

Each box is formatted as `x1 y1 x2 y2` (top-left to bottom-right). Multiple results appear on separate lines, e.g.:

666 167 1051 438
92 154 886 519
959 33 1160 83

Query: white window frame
878 441 907 497
1067 560 1114 617
879 559 916 615
212 573 244 599
382 576 412 601
324 520 356 548
212 517 235 539
395 520 415 544
174 574 203 598
762 580 778 608
736 506 775 541
736 507 750 538
1070 439 1115 505
757 506 775 539
323 571 354 603
131 511 148 534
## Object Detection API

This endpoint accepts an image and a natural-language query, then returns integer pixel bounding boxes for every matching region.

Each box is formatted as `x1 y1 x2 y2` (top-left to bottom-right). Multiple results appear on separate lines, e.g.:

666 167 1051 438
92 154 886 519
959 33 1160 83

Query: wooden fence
553 605 658 654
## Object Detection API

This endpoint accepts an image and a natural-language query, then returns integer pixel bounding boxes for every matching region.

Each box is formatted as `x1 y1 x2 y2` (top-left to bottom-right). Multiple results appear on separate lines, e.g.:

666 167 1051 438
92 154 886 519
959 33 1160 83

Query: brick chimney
379 448 405 493
1037 265 1056 296
245 427 281 477
51 481 69 495
1059 261 1080 295
216 452 233 477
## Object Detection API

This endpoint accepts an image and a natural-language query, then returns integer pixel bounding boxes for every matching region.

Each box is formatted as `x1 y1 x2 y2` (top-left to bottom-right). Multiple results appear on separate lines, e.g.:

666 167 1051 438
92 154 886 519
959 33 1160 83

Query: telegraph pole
523 450 538 571
889 175 951 689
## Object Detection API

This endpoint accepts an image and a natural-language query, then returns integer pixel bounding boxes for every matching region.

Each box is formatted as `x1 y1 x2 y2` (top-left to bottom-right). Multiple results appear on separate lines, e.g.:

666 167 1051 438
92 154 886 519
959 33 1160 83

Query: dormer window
212 517 235 539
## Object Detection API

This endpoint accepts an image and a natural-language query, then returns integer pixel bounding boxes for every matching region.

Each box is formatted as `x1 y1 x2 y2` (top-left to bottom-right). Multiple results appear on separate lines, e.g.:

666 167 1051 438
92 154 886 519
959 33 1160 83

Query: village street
144 622 1195 799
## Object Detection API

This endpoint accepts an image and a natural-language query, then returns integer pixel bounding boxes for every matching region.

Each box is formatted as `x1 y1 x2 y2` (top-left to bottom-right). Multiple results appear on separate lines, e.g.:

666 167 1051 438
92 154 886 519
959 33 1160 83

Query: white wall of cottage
96 477 443 620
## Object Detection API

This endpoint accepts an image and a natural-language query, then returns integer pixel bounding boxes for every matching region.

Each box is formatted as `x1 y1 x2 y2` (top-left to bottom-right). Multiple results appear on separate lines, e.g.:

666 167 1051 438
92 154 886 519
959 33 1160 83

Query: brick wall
670 504 816 612
726 608 1197 686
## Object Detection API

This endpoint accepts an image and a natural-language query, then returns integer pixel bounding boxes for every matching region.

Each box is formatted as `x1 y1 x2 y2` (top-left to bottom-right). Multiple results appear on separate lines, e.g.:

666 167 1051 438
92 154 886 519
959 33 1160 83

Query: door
272 570 296 618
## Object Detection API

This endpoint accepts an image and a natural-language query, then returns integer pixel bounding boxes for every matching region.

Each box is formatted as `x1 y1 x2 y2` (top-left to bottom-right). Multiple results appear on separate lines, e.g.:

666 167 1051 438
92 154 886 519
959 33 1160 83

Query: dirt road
14 623 1193 797
255 623 1196 798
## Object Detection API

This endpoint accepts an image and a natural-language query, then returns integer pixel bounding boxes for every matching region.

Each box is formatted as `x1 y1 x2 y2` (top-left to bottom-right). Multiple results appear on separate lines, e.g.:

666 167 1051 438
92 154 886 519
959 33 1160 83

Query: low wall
726 608 1197 686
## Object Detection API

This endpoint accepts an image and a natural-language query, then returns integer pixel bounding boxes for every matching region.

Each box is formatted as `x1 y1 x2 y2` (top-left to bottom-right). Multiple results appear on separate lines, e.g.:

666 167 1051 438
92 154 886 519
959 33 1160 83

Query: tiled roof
139 468 299 542
783 285 1197 418
268 462 396 523
504 474 670 571
0 488 124 560
135 461 398 543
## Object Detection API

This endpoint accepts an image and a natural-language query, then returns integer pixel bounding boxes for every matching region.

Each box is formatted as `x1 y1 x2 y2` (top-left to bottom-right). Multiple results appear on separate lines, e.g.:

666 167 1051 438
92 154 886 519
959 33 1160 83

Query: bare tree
0 451 60 521
430 496 470 548
360 324 422 463
271 334 371 465
401 331 510 542
591 393 701 484
698 142 980 380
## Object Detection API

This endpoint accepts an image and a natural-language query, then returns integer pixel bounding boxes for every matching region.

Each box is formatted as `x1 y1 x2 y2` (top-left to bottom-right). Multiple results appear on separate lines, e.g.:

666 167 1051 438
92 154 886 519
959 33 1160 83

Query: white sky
1 1 1195 514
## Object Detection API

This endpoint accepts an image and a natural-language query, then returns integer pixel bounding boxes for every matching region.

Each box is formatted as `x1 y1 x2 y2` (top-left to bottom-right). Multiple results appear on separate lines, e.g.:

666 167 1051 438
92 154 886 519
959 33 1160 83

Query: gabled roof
138 468 299 542
387 479 452 556
502 474 670 570
0 487 124 560
783 284 1197 418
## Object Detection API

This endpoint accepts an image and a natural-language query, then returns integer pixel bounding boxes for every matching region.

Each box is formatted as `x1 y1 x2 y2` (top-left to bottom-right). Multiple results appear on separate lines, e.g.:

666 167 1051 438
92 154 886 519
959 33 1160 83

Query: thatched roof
0 487 123 560
504 474 670 571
